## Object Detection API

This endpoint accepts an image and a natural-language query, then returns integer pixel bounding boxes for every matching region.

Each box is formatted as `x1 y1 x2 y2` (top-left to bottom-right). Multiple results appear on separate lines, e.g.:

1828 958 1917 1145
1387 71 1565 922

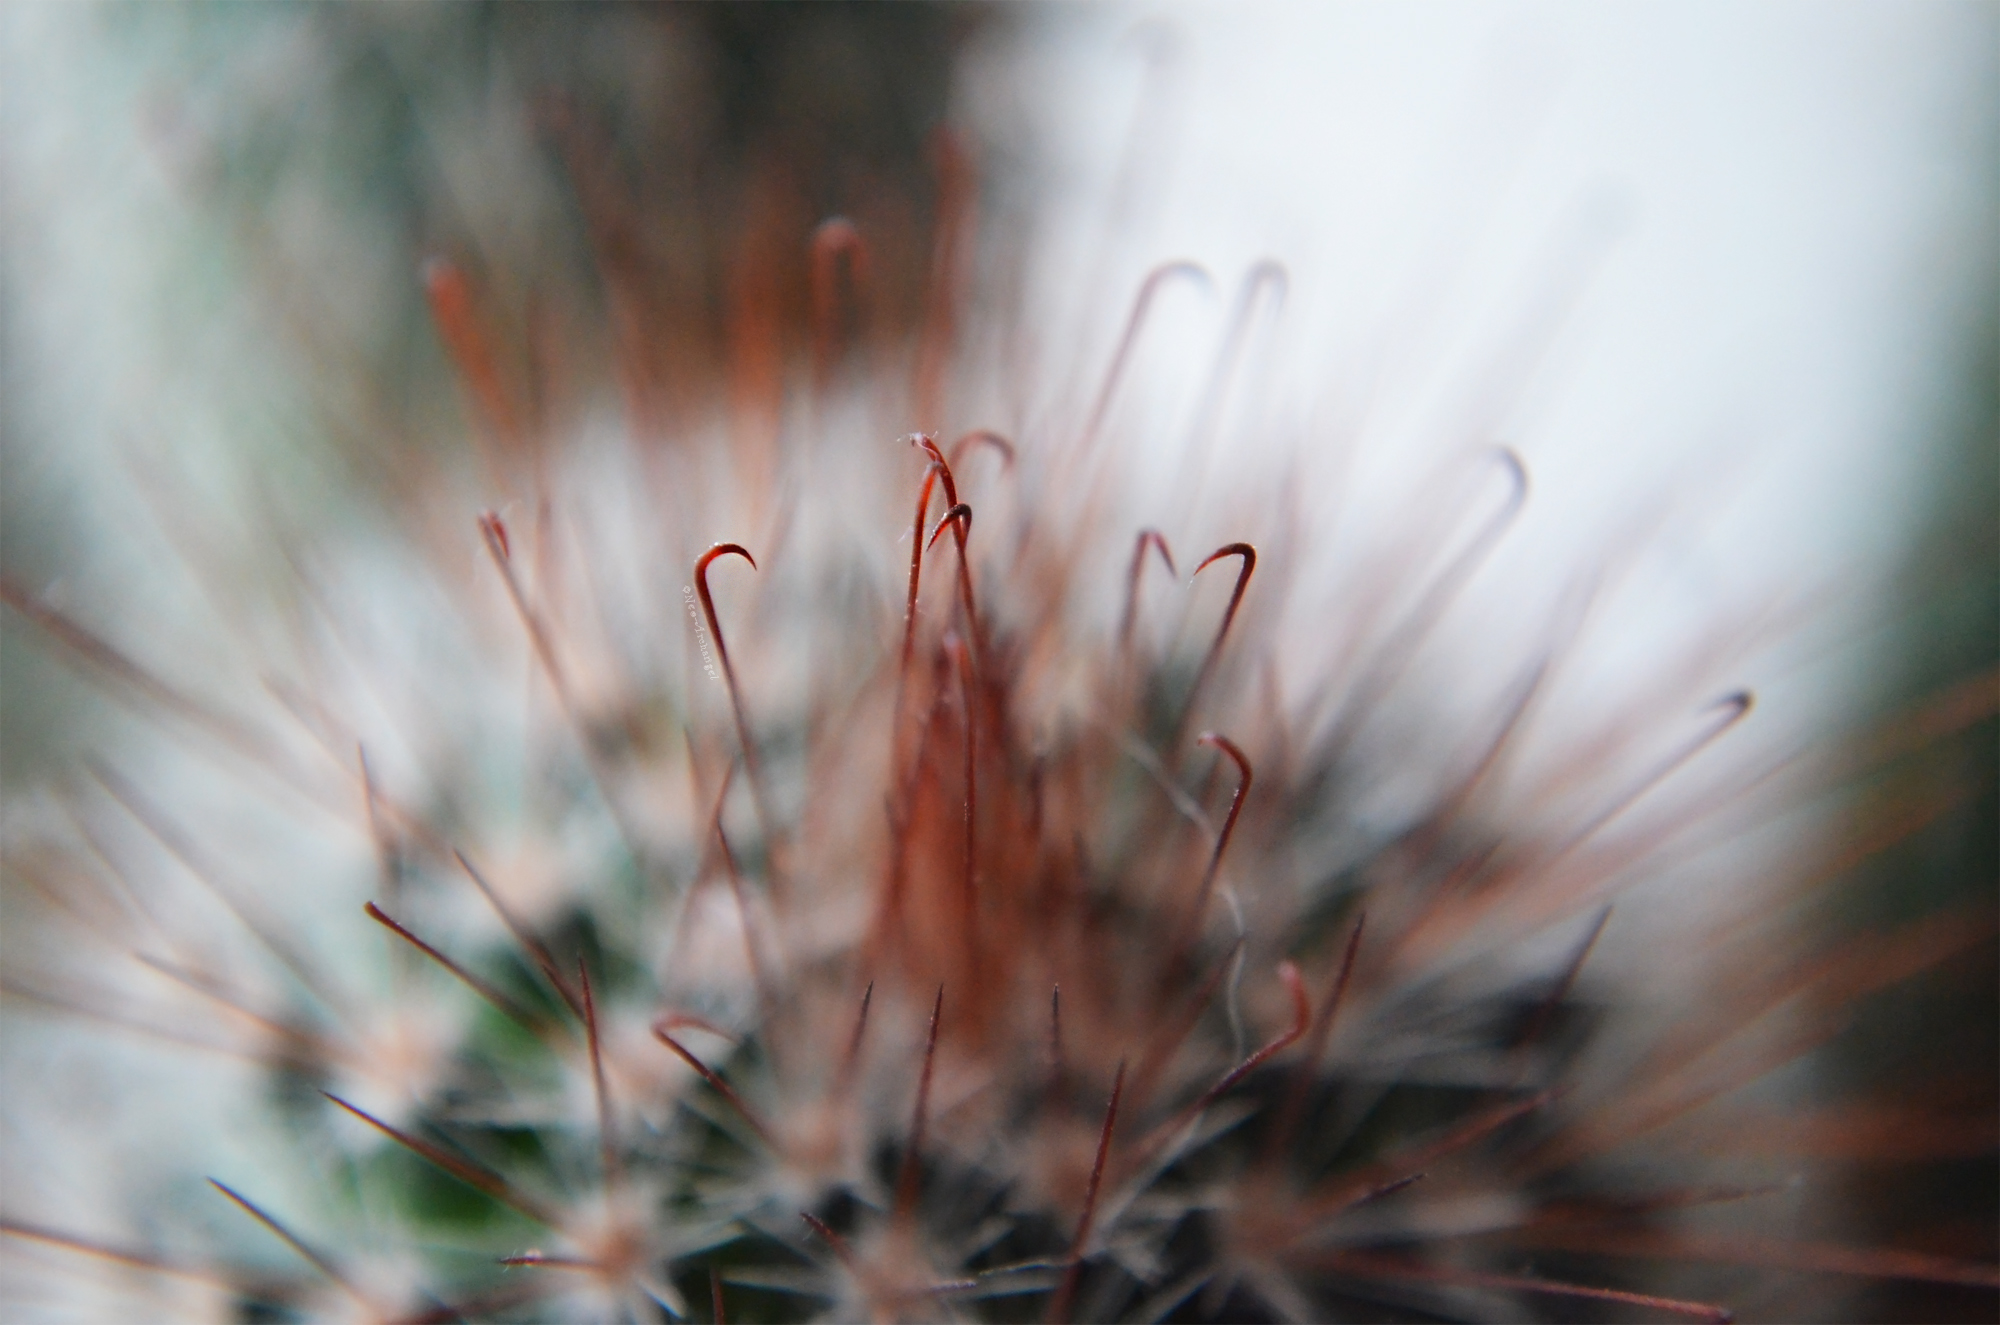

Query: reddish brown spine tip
206 1178 356 1297
1083 262 1216 447
577 956 619 1187
691 543 773 847
1121 530 1180 646
696 542 756 575
799 1211 859 1270
1049 1059 1127 1325
1192 541 1256 582
909 436 966 521
809 218 872 381
927 503 973 552
478 512 511 561
1181 545 1258 723
894 987 947 1225
947 429 1016 471
653 1025 777 1149
1196 730 1251 775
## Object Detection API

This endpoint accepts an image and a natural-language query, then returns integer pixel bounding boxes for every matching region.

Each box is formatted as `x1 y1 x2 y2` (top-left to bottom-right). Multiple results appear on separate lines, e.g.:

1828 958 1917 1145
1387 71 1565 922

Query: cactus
3 7 1995 1323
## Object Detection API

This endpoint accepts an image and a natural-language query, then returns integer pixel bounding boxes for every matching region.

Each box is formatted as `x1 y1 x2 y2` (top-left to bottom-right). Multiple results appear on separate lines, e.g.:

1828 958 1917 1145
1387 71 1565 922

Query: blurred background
2 2 1993 1318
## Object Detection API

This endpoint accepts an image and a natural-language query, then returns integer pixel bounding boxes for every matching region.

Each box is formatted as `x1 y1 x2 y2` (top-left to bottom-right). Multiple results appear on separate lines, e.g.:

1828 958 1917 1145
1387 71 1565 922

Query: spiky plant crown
3 9 1997 1325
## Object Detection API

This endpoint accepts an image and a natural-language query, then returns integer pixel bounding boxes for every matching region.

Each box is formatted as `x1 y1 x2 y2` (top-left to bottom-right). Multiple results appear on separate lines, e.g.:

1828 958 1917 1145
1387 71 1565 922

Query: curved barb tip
1192 542 1257 603
1185 260 1290 446
692 541 759 703
1120 529 1177 647
1082 260 1214 448
927 503 973 552
908 432 959 503
810 217 871 382
948 429 1015 473
905 434 982 655
901 460 947 679
692 543 778 862
1557 686 1757 859
1182 543 1257 725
